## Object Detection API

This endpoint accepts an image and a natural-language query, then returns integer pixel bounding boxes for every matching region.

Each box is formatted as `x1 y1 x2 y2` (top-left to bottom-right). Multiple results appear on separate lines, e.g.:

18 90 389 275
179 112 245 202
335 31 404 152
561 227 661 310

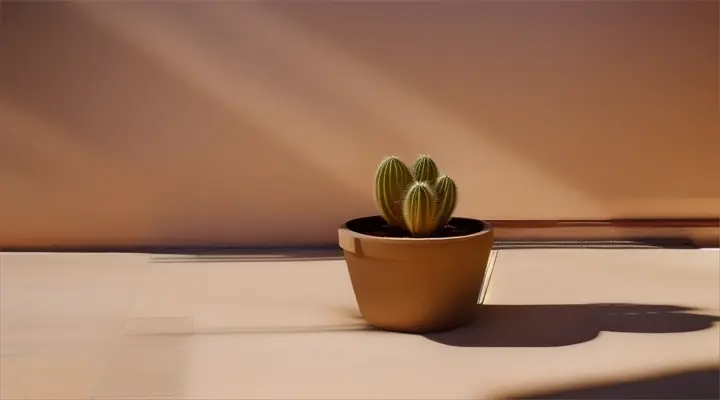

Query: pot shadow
494 365 720 399
424 303 720 347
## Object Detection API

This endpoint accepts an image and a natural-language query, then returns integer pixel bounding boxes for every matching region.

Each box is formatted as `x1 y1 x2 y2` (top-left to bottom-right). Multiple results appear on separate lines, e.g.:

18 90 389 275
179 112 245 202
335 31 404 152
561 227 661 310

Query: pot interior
345 216 489 239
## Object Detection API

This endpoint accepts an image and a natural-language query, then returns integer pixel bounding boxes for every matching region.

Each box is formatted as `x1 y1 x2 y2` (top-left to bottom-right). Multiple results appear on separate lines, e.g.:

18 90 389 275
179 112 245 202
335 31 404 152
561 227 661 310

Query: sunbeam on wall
0 1 718 247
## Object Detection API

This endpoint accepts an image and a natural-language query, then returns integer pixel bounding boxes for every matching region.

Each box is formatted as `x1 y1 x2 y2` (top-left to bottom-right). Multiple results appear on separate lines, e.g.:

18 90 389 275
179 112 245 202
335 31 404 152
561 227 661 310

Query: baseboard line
489 218 719 248
1 219 717 252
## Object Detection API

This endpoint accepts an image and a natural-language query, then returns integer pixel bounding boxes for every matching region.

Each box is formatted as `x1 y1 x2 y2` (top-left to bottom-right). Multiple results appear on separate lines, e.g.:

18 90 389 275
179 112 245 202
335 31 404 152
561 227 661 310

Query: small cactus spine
402 181 439 237
374 156 413 228
410 155 439 183
434 175 457 228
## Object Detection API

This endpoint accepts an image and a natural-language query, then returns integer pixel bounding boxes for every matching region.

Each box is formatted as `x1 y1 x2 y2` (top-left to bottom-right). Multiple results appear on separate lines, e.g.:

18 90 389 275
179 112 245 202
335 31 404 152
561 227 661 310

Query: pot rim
339 215 493 245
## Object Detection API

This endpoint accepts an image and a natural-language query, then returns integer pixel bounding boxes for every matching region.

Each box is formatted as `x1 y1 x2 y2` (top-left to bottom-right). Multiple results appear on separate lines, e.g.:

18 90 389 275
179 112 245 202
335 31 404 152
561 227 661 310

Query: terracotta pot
338 215 494 334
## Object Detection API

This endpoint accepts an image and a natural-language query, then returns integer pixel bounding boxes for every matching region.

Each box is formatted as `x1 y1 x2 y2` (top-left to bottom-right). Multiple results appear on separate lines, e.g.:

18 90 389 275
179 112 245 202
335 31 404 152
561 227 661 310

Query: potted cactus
338 155 494 333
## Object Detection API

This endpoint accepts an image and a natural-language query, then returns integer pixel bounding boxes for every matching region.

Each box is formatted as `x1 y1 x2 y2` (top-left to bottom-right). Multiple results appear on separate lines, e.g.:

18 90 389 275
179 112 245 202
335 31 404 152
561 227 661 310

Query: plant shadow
424 303 719 347
495 365 720 399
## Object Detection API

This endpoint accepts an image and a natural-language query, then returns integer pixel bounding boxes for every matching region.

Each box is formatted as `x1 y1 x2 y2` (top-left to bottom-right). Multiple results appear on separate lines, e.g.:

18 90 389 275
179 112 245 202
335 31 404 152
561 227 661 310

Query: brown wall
1 1 718 247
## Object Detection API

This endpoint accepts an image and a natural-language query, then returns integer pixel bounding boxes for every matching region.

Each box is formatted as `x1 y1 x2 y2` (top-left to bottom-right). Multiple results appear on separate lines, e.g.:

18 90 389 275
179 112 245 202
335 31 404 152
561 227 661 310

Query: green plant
374 155 458 237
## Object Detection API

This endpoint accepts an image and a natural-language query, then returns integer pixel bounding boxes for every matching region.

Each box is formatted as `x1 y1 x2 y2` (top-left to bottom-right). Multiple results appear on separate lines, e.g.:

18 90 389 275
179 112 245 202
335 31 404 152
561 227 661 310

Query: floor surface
1 249 718 399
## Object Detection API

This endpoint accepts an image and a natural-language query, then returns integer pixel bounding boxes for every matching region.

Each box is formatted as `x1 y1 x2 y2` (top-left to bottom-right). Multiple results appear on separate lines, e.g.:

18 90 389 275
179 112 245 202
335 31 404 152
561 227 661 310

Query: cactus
402 181 439 237
434 175 457 228
373 155 458 237
410 155 439 183
375 156 414 228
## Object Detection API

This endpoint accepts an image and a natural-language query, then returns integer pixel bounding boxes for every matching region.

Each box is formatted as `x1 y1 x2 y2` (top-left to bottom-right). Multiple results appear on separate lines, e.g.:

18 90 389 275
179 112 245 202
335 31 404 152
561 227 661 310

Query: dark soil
346 216 488 238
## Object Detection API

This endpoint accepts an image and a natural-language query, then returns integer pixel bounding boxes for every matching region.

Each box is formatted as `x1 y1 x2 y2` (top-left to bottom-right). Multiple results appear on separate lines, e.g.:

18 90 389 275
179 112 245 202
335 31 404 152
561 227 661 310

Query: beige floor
1 249 718 400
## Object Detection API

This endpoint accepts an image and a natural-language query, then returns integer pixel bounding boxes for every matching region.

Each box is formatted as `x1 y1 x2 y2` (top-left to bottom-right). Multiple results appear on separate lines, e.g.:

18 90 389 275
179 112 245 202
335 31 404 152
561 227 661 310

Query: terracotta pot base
339 216 494 334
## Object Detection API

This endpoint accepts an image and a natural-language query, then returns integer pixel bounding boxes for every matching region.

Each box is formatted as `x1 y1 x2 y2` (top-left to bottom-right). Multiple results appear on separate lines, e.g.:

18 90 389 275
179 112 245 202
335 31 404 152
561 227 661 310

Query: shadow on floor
494 365 720 399
128 323 375 336
424 303 719 347
125 308 372 336
148 246 345 263
0 245 346 262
